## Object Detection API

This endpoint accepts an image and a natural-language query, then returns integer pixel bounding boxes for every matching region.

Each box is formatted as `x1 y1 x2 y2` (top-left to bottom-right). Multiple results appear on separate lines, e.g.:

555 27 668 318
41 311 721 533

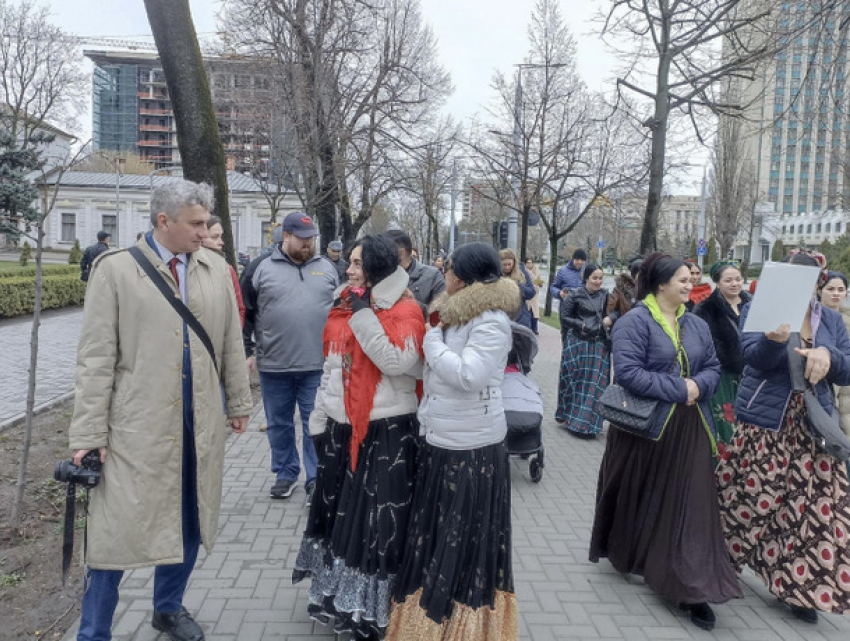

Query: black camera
54 450 102 488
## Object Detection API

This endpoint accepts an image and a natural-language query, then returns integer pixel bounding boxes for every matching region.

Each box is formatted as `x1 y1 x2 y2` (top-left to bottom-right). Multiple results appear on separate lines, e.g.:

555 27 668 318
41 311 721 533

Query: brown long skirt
589 405 742 604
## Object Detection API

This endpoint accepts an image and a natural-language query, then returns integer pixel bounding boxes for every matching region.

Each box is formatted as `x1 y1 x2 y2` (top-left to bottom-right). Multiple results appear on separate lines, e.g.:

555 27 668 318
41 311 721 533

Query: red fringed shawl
323 288 425 470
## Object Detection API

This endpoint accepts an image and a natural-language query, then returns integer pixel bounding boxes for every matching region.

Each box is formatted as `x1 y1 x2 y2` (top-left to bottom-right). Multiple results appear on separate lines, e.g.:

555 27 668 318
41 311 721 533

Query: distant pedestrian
685 260 711 310
555 263 612 437
524 258 543 334
605 258 641 326
819 271 850 445
79 231 110 282
243 212 338 502
433 254 445 274
693 261 751 446
325 239 348 282
590 252 740 632
388 242 519 641
69 179 252 641
385 230 445 307
500 248 535 329
202 215 245 326
550 248 587 299
292 234 425 639
718 250 850 624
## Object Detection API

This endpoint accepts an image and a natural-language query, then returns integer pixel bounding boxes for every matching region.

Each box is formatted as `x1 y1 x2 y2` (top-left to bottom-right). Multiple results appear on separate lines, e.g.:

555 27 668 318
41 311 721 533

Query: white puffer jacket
418 278 520 450
309 267 424 435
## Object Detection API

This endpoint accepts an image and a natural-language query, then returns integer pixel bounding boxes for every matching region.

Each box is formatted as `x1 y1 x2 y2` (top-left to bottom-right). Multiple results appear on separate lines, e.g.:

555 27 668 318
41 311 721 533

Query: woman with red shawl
685 260 712 311
292 234 426 640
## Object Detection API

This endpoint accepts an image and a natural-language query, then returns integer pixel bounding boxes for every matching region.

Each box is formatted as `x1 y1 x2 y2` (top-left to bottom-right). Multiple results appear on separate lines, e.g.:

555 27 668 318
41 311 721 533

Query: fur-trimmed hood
430 277 521 327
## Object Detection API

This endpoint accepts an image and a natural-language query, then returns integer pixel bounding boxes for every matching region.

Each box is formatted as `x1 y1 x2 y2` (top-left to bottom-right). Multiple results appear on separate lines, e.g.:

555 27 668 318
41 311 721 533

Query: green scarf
642 293 716 454
643 293 686 373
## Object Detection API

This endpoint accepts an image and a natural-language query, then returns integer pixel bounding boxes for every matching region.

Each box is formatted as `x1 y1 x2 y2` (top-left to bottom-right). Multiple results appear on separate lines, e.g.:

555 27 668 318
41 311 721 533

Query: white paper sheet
741 262 821 333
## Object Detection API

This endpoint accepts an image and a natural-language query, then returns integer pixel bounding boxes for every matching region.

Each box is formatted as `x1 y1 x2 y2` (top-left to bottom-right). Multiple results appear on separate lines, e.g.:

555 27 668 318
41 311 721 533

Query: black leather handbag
598 383 658 436
787 334 850 462
600 324 686 438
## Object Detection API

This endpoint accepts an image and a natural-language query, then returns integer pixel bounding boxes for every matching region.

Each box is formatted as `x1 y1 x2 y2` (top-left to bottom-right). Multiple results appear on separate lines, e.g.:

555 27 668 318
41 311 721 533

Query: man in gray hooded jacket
385 229 445 307
243 212 338 503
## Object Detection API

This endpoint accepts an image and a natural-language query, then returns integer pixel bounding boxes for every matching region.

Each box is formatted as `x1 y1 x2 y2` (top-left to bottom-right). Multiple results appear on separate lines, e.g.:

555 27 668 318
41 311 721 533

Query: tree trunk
144 0 234 267
544 234 558 317
10 223 44 532
638 41 672 256
520 204 530 262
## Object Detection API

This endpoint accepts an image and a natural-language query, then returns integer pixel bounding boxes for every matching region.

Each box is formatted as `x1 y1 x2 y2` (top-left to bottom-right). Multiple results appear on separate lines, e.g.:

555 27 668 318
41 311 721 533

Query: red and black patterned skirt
717 392 850 612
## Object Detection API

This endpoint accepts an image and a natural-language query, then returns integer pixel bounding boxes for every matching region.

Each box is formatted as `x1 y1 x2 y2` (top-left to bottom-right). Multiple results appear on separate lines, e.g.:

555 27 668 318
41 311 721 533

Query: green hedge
0 273 86 317
0 264 80 279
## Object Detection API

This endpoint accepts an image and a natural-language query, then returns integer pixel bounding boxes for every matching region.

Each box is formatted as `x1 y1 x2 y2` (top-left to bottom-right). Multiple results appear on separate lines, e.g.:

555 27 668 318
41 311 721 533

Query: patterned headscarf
709 260 738 282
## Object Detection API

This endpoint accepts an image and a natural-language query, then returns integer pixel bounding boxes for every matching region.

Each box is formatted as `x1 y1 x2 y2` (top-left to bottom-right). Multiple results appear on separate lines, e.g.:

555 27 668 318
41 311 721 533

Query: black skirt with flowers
292 414 419 639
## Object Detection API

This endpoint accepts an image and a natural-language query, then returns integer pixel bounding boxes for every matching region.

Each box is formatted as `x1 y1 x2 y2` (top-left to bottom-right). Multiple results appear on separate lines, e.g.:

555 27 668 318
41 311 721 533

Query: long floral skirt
387 442 517 641
717 393 850 613
292 414 419 639
590 405 742 604
555 331 610 436
710 369 740 446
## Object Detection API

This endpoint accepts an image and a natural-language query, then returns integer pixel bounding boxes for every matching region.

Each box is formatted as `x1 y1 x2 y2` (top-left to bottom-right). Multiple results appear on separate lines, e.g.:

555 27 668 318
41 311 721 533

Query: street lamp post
449 158 458 254
698 166 707 270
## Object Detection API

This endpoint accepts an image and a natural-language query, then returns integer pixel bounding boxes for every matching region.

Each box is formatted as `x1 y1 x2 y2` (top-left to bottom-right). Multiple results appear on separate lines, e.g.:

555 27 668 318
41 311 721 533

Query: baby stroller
502 322 545 482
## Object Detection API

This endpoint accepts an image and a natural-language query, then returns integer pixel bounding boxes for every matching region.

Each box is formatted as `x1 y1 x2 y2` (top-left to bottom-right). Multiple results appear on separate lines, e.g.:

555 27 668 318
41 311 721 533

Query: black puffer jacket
693 288 751 375
559 286 609 342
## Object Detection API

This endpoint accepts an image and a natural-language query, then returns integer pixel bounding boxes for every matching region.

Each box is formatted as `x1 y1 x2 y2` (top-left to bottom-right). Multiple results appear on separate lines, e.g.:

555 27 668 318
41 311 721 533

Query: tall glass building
736 2 850 216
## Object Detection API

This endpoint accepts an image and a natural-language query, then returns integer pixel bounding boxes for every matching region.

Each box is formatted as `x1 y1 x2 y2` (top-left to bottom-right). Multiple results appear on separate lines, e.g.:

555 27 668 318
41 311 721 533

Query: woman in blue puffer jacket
589 252 741 632
717 250 850 624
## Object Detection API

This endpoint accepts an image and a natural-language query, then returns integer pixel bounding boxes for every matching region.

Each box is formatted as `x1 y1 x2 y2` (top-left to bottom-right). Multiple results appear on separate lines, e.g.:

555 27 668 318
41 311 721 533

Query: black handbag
599 322 686 438
787 334 850 461
598 383 658 435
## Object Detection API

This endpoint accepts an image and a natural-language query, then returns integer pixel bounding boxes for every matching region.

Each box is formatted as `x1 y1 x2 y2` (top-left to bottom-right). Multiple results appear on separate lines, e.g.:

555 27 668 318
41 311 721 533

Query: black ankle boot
790 604 818 624
684 602 716 631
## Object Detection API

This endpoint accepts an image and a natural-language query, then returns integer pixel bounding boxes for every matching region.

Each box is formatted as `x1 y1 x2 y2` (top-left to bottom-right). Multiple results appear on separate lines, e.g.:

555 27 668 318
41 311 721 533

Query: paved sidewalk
0 307 83 424
62 322 850 640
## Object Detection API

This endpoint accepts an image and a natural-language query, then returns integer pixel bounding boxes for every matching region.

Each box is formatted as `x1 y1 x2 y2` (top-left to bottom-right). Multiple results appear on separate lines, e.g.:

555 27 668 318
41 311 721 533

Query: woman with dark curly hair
292 233 426 639
387 242 519 641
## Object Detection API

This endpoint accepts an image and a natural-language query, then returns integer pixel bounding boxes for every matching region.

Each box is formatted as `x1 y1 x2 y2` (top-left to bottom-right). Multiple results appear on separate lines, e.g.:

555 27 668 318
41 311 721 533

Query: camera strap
128 246 220 379
61 483 75 585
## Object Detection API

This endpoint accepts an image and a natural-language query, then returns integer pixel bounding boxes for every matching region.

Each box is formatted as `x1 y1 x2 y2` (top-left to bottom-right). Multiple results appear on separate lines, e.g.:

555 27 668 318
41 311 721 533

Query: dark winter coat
693 289 751 375
560 286 609 342
405 259 446 307
550 260 584 298
513 264 536 329
612 304 721 447
736 300 850 431
80 242 109 282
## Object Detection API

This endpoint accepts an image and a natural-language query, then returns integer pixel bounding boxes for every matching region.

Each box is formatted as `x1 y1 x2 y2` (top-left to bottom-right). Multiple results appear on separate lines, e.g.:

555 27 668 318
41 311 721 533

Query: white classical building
733 205 850 266
37 170 302 254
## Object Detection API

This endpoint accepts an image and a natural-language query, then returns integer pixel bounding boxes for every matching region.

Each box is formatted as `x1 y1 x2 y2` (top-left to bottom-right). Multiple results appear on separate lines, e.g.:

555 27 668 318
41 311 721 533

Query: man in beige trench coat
69 179 252 641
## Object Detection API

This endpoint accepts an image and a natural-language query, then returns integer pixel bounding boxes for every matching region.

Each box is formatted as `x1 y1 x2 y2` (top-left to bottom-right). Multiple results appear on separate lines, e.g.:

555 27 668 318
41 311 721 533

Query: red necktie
168 256 181 287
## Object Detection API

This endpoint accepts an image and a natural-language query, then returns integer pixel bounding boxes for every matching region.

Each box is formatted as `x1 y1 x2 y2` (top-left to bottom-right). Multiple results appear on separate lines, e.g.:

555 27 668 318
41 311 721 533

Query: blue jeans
259 370 321 485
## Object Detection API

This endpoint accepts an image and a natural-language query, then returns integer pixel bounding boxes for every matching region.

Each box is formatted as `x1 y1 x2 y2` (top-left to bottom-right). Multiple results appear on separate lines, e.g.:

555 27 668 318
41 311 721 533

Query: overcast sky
45 0 617 120
39 0 703 192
